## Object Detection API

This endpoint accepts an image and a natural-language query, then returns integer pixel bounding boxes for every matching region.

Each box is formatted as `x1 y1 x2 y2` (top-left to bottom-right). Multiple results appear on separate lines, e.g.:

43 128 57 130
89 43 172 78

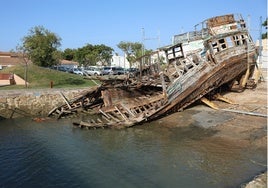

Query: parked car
111 67 125 75
72 68 84 75
101 66 112 75
102 66 126 75
126 67 139 77
84 66 103 76
51 66 69 72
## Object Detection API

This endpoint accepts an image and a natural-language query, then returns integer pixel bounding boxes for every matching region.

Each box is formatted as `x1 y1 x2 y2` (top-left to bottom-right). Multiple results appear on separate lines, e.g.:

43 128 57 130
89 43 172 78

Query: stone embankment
0 87 95 119
242 172 267 188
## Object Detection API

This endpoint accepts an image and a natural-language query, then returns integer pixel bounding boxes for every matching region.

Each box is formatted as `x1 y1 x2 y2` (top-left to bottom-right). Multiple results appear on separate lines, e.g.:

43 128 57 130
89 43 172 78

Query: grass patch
0 64 100 89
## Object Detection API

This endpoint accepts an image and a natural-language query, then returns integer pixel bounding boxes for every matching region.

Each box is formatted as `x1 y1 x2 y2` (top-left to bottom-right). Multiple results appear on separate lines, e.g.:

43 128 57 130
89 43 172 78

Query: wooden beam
114 105 128 120
59 92 72 109
200 97 219 110
120 103 136 117
214 93 236 104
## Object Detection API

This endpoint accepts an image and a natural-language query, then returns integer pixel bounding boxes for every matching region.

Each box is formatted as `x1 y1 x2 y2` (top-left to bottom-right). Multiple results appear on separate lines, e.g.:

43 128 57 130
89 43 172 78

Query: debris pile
48 14 261 129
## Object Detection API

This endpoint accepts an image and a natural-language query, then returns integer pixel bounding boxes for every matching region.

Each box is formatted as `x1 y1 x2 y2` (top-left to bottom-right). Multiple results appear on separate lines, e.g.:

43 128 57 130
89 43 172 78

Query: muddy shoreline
157 79 267 187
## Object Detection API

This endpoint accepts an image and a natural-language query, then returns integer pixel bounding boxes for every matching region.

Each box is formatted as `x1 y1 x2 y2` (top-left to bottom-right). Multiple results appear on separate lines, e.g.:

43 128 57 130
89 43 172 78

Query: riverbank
157 79 267 187
0 71 267 187
0 87 96 118
242 172 267 188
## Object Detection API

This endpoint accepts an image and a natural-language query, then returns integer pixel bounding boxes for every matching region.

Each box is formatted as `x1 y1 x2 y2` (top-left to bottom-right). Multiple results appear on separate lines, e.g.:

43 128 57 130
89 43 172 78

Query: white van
84 66 103 76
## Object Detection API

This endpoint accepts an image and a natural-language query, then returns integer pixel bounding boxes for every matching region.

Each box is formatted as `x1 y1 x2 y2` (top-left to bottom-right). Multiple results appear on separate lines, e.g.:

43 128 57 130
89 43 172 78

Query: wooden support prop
241 68 250 88
200 97 219 110
214 93 235 104
253 64 265 83
59 92 72 109
90 78 100 86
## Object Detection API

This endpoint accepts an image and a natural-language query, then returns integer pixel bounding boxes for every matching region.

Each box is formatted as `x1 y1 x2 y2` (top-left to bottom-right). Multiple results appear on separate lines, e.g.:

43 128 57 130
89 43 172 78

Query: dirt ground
159 80 267 152
157 72 267 187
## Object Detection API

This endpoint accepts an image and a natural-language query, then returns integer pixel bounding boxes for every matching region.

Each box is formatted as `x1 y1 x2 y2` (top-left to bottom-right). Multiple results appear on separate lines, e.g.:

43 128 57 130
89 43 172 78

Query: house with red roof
0 51 25 69
0 51 79 86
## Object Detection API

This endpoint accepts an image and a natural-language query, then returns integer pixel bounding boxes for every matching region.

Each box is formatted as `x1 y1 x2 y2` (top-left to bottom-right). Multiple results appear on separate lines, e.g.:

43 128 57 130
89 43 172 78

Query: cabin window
241 35 246 44
226 37 234 48
233 35 240 46
218 38 227 50
211 41 219 53
232 34 250 46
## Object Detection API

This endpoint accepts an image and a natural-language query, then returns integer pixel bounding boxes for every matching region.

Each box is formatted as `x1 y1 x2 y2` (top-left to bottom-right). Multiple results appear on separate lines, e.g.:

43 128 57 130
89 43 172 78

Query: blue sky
0 0 267 55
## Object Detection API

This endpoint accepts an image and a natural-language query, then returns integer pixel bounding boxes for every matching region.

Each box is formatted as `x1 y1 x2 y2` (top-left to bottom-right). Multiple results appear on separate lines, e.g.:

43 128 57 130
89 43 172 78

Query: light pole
141 28 160 66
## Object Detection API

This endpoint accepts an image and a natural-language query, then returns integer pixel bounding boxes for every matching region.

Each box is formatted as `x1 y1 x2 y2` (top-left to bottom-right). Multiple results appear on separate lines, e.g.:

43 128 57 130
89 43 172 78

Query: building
110 54 130 68
256 39 268 69
0 52 24 69
59 59 79 69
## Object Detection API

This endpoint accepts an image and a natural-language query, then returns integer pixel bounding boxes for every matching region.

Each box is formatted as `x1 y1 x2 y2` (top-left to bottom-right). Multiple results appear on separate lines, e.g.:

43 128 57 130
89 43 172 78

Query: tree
262 18 267 39
62 48 76 60
21 26 61 67
15 45 30 88
94 44 114 66
72 44 113 66
117 41 142 67
75 44 95 66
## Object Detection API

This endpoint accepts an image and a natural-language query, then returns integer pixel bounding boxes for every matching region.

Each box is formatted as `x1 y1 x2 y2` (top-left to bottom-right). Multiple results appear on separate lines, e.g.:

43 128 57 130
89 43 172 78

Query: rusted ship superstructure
48 14 259 129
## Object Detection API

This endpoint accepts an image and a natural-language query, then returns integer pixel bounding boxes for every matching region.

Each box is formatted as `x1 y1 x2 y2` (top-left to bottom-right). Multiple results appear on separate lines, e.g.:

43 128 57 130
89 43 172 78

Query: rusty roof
0 56 23 66
60 59 79 65
0 51 78 66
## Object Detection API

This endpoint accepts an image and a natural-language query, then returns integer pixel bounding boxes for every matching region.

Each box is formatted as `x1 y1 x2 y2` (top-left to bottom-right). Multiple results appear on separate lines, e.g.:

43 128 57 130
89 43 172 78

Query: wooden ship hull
48 14 259 129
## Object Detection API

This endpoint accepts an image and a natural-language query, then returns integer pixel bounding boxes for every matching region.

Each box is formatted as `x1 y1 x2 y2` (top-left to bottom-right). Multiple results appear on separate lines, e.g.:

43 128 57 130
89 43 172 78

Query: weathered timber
49 13 261 129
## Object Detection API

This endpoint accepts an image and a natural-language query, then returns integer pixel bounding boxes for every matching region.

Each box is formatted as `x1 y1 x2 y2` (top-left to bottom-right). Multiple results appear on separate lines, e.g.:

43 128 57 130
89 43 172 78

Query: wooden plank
107 112 121 122
214 93 236 104
97 118 103 123
48 106 59 116
114 105 128 120
200 97 219 110
102 115 112 123
120 103 136 117
80 121 93 127
59 92 72 109
99 109 110 119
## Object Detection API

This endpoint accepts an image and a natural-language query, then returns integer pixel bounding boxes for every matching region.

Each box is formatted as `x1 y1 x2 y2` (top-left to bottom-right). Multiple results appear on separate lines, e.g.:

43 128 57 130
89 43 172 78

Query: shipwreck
48 14 260 129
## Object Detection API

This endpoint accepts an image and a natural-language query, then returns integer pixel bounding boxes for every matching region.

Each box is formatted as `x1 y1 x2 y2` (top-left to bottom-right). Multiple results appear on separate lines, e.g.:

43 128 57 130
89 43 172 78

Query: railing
172 14 248 44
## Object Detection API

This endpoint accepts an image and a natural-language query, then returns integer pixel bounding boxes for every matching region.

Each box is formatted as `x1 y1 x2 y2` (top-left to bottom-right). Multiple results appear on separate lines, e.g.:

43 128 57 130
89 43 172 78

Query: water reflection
0 118 266 188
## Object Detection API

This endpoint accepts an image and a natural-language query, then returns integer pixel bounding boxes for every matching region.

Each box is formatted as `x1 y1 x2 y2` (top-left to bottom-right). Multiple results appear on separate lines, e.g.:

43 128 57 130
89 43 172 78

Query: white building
109 50 167 69
110 54 130 68
256 39 268 69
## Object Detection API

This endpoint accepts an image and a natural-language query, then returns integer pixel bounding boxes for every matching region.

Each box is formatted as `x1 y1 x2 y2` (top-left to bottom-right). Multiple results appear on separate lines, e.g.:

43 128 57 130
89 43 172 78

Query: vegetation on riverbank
0 64 99 89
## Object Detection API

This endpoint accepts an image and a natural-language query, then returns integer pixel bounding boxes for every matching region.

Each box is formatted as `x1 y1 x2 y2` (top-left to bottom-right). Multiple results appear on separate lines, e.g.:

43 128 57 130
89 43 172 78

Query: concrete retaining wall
0 88 93 119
